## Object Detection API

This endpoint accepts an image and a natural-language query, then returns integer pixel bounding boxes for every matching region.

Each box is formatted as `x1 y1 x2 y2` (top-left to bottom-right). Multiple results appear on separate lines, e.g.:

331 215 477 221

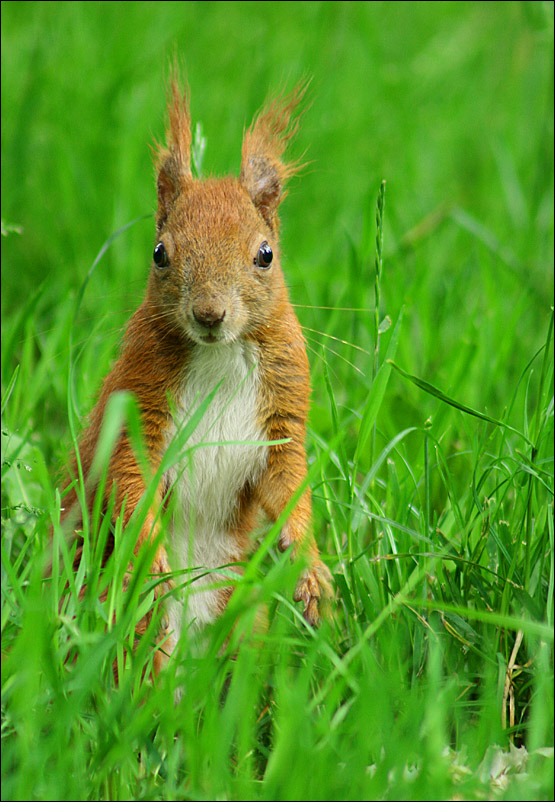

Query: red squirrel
62 77 332 667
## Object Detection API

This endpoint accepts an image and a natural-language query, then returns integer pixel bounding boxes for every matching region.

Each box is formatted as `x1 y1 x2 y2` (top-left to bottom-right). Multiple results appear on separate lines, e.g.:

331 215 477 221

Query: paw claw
151 549 174 597
294 560 333 626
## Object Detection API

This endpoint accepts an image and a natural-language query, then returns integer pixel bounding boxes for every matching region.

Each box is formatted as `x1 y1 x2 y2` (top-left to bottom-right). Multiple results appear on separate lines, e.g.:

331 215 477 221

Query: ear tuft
240 80 310 231
153 66 192 231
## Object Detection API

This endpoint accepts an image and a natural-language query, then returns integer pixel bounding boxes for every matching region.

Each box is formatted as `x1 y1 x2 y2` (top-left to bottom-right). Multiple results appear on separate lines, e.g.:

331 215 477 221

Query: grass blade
387 360 533 446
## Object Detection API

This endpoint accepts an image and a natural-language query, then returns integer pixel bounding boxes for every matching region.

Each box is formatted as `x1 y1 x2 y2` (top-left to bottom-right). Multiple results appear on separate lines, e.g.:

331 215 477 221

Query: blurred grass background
2 1 553 448
1 2 553 800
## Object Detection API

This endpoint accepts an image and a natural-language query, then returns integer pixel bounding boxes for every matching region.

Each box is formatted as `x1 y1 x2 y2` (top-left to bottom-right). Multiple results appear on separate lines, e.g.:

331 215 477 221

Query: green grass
2 1 554 799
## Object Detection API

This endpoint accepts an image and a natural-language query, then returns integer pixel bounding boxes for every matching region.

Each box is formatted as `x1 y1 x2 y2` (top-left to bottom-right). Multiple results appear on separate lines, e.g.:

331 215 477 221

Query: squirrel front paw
150 546 174 599
294 559 333 626
122 546 173 598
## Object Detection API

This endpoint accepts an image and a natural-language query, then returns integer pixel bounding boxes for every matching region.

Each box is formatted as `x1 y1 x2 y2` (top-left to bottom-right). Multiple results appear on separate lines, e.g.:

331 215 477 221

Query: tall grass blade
387 360 533 446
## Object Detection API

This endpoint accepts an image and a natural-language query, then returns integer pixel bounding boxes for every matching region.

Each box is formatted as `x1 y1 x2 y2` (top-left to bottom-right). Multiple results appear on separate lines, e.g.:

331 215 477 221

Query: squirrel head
146 77 307 346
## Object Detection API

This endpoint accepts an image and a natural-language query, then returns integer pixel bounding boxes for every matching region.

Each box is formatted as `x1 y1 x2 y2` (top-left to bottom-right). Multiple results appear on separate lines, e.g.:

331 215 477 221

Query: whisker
292 304 374 313
303 333 367 378
301 326 372 356
303 340 343 385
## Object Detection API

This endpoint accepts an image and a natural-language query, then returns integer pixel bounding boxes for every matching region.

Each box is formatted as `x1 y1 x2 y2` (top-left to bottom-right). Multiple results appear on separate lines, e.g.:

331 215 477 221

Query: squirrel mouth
187 319 235 345
192 327 227 345
185 321 222 344
201 332 220 344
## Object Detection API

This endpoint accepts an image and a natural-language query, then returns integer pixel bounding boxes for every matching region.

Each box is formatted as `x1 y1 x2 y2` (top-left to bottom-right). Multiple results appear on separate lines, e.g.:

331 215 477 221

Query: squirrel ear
153 78 192 231
240 82 309 231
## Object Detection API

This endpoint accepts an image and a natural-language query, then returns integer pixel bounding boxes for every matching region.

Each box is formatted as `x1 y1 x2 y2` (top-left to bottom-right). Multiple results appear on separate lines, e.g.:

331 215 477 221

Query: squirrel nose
192 305 226 329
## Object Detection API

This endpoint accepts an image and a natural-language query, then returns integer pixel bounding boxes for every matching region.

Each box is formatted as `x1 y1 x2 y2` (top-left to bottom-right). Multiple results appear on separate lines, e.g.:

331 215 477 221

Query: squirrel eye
153 241 169 268
255 241 273 269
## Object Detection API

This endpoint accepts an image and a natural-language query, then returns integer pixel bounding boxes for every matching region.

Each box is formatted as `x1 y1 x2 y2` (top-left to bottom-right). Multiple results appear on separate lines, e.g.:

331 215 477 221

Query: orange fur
61 74 332 671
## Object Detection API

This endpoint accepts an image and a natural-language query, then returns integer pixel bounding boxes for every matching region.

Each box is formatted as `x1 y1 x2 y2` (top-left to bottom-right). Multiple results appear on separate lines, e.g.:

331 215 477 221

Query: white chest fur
163 341 268 641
